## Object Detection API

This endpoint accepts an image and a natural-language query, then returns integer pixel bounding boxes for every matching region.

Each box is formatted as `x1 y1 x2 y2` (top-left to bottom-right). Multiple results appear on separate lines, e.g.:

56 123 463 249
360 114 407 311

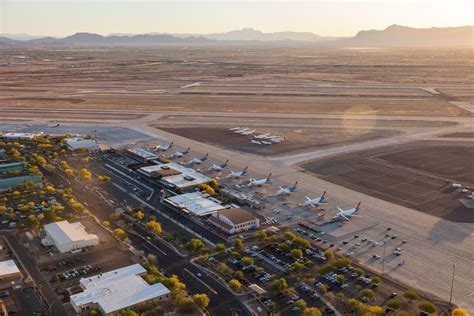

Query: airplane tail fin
355 201 362 212
242 166 248 174
290 181 298 191
267 173 272 179
320 190 327 201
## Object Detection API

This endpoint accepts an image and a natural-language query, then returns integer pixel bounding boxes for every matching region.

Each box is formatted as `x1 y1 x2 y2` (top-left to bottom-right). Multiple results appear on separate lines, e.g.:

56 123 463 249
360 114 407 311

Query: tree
304 260 315 269
294 299 307 310
324 248 335 262
113 228 127 240
452 308 469 316
231 251 241 259
318 263 335 275
361 289 375 299
403 290 418 301
386 299 401 310
303 307 322 316
193 293 210 309
27 214 40 230
291 261 305 272
102 220 110 228
334 258 352 269
256 267 264 274
291 248 303 258
254 230 267 240
293 237 311 249
354 267 364 276
336 274 346 283
242 256 254 266
418 301 436 314
134 210 145 221
372 276 381 285
145 220 162 235
284 231 296 241
233 238 244 250
185 239 205 252
229 279 241 291
270 278 288 293
233 271 244 280
278 242 289 251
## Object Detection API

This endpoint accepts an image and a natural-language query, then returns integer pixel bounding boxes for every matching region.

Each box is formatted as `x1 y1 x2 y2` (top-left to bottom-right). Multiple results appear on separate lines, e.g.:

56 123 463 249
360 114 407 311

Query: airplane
301 191 328 208
233 128 249 134
254 133 271 139
48 123 60 127
226 166 248 179
156 141 174 151
261 141 273 145
229 127 241 131
188 153 208 165
248 173 272 187
208 160 230 171
333 202 362 221
171 147 190 158
240 129 256 135
251 140 263 145
275 181 298 196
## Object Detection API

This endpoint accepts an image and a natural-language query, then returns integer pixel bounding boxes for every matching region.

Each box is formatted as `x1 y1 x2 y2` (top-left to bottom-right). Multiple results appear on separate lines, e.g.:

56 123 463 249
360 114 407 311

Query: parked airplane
156 141 174 151
248 173 272 187
261 141 273 145
254 133 271 139
333 202 362 221
171 147 190 158
208 160 230 171
275 181 298 196
48 123 60 127
251 140 263 145
302 191 328 208
188 153 208 165
240 129 256 135
233 128 249 134
226 166 248 179
229 127 241 131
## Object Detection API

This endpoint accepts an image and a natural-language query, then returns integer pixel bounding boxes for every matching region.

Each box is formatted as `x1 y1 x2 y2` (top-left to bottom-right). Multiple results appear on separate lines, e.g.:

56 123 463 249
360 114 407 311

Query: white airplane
333 202 362 221
275 181 298 196
171 147 190 158
233 128 249 134
229 127 241 131
208 160 230 171
240 129 256 135
156 141 174 151
302 191 328 208
188 153 208 165
261 140 273 145
248 173 272 187
48 123 60 127
254 133 271 139
251 140 263 145
226 166 248 179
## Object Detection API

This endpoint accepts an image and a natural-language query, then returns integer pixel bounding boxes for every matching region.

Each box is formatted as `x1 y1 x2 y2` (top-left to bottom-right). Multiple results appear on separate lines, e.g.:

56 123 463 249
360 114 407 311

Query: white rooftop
127 148 158 160
44 221 98 245
2 132 39 139
70 264 170 314
0 259 20 276
166 191 225 216
65 138 99 150
141 162 210 189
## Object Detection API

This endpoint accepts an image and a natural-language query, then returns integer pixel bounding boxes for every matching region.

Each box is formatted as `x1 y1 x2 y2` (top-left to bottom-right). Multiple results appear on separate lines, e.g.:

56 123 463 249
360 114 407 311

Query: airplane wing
340 214 350 221
337 207 344 212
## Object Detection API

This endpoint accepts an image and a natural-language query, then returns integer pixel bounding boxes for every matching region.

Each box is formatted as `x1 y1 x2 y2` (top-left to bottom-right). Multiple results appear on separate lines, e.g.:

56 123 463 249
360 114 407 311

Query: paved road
4 234 68 316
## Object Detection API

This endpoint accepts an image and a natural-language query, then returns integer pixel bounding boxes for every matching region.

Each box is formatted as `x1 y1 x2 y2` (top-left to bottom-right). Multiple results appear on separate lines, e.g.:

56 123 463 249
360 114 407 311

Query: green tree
113 228 127 240
185 238 205 252
278 242 289 251
336 274 346 283
134 210 145 221
318 263 335 275
229 279 241 291
361 289 375 299
354 267 364 276
403 290 418 301
145 220 162 235
270 278 288 293
284 231 296 241
291 248 303 258
193 293 210 309
334 258 351 269
418 301 436 314
242 256 254 266
254 231 267 240
324 248 335 262
372 276 381 285
303 307 322 316
291 261 305 272
215 243 225 252
233 270 244 280
386 299 401 310
294 299 307 310
233 238 244 250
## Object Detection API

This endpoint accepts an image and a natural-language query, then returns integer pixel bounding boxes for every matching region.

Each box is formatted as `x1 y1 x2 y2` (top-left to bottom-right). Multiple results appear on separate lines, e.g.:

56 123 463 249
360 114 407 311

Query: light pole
449 263 456 305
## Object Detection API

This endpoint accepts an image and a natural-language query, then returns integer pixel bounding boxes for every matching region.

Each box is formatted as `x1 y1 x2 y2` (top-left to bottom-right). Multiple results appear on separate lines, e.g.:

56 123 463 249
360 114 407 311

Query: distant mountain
346 25 474 47
0 33 47 41
168 28 340 42
1 25 473 47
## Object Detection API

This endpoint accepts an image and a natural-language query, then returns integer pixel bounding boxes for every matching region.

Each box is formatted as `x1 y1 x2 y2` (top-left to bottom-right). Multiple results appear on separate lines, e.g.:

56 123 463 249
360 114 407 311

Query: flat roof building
165 191 225 216
65 138 100 152
126 148 158 163
42 221 99 253
70 264 171 315
1 132 40 140
140 163 210 191
0 260 21 282
209 207 260 235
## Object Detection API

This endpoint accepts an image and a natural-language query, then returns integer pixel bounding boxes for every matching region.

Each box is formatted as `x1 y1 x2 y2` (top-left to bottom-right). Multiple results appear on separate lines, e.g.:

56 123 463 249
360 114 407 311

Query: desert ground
1 45 474 311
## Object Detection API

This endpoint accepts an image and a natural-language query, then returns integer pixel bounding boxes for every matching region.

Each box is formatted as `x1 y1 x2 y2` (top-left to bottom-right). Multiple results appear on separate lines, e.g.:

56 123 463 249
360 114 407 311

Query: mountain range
1 25 473 47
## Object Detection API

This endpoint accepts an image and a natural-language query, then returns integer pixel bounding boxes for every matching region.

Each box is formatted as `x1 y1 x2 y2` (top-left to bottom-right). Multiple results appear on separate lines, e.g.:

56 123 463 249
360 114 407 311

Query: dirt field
302 141 474 222
0 47 472 117
159 126 398 156
440 132 474 138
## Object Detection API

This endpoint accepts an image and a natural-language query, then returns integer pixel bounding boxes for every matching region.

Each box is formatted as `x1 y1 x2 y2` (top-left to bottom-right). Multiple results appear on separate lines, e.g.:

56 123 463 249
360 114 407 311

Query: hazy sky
1 0 472 37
